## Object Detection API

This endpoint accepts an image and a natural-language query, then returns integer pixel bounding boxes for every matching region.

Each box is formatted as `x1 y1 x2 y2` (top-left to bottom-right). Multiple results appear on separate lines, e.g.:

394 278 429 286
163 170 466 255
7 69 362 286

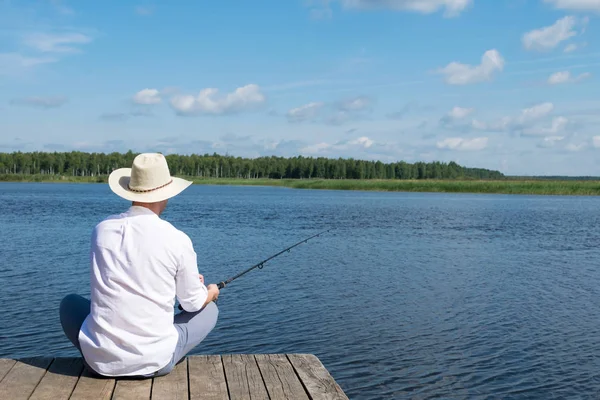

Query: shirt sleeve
175 234 208 312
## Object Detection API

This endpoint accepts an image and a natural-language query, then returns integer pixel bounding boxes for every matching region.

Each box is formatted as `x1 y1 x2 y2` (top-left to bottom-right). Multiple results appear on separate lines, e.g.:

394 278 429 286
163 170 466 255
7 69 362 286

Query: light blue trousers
59 294 219 378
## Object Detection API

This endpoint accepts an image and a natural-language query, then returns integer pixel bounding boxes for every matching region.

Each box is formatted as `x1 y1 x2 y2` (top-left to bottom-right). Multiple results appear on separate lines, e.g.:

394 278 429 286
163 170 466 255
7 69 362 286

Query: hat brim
108 168 193 203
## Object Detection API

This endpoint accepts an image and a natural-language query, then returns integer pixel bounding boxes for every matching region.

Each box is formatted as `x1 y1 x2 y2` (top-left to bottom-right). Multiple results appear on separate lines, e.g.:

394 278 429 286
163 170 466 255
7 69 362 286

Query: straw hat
108 153 192 202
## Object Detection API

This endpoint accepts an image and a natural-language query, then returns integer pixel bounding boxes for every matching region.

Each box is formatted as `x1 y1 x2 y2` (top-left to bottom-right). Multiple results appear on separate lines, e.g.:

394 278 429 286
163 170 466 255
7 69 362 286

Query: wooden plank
255 354 309 400
222 354 269 400
151 358 188 400
188 355 228 400
112 378 153 400
0 359 17 382
29 357 84 400
287 354 348 400
0 357 53 400
69 368 115 400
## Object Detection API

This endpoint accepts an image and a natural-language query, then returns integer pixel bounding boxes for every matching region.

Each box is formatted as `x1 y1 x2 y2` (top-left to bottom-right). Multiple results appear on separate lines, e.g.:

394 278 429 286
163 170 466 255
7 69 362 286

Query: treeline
0 151 505 180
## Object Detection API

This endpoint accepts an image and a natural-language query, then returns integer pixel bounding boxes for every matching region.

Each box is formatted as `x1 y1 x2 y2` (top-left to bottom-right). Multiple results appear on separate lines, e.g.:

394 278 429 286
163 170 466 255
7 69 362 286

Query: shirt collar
127 206 159 217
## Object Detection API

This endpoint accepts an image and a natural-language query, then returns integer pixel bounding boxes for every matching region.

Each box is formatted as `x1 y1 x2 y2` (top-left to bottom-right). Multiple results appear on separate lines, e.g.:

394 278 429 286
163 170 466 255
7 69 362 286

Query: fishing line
178 229 330 310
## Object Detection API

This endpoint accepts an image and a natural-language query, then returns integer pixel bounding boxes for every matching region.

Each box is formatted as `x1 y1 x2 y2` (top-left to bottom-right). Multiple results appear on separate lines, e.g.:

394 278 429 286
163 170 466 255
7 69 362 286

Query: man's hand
206 283 220 304
199 274 204 285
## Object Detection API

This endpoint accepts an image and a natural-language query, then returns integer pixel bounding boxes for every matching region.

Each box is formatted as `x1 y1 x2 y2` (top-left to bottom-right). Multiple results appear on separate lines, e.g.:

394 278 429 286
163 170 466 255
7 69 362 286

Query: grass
189 178 600 195
3 174 600 196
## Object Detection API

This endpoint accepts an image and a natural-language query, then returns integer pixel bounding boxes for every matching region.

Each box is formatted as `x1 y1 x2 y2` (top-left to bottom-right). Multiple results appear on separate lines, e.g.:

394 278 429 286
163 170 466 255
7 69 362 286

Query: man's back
78 206 206 376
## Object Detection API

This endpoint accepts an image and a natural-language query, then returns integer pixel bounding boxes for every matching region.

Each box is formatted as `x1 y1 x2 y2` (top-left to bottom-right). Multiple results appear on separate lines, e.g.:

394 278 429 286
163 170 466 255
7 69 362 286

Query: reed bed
191 178 600 196
3 175 600 196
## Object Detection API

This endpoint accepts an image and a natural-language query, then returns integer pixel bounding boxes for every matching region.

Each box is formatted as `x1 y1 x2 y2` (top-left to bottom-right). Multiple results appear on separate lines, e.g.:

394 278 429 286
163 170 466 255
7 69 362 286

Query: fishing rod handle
177 282 225 310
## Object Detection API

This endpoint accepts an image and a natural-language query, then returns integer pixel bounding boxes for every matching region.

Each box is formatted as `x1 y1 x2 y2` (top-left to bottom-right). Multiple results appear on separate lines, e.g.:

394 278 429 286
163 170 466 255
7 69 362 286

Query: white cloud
440 106 475 128
286 102 325 123
338 95 372 111
564 43 578 52
301 142 332 153
437 49 505 85
547 70 591 84
538 135 565 148
471 102 562 136
0 52 57 75
522 16 580 52
593 136 600 148
448 106 474 119
524 116 569 136
286 96 373 125
327 95 374 124
566 142 587 151
537 135 567 149
470 116 513 132
436 137 488 151
339 0 473 17
547 135 566 142
581 16 590 32
300 136 379 154
10 96 68 108
548 71 571 84
169 84 266 116
23 32 92 53
133 88 161 105
442 104 571 140
349 136 374 148
564 41 587 53
519 102 555 123
543 0 600 12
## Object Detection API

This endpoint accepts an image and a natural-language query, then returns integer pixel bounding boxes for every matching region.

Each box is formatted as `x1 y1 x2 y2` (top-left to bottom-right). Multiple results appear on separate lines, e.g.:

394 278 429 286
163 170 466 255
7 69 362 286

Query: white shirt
78 206 208 376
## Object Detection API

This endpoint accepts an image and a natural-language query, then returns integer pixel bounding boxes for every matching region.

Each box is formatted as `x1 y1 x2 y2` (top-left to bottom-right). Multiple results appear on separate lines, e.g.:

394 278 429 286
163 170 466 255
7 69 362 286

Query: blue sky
1 0 600 176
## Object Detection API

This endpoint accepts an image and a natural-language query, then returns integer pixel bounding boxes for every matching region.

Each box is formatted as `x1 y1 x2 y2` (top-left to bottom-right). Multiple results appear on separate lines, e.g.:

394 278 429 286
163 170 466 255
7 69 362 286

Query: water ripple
3 184 600 399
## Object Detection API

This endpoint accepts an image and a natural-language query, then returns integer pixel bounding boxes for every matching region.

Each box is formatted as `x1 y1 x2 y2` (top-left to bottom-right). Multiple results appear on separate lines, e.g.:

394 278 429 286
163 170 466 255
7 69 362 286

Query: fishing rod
216 229 330 289
178 229 330 310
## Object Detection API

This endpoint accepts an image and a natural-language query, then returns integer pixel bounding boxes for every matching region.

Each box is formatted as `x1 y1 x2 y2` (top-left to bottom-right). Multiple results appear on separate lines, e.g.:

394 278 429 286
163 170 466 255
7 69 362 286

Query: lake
1 182 600 399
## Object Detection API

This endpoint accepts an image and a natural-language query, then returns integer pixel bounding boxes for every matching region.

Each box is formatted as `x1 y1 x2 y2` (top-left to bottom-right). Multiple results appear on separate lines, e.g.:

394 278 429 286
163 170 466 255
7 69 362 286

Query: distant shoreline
2 174 600 196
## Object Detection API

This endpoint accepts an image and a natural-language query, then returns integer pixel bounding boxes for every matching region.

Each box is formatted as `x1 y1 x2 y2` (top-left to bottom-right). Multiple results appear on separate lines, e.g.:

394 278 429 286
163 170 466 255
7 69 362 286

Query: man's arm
175 236 209 312
197 274 221 306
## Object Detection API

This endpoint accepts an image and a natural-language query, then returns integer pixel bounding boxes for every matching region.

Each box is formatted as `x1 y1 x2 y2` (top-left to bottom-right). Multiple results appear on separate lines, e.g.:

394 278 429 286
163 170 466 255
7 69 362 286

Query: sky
1 0 600 176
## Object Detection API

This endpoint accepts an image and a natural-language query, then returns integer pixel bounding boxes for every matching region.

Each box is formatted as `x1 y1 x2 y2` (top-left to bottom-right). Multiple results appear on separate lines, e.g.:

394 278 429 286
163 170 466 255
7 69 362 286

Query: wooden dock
0 354 348 400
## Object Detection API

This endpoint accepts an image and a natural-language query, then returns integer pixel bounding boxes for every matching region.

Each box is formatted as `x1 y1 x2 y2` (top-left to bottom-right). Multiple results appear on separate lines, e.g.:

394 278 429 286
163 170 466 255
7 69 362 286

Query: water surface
2 182 600 399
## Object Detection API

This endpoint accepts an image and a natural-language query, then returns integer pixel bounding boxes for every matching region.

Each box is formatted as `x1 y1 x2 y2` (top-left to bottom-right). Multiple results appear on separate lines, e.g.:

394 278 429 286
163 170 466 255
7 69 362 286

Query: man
59 152 220 378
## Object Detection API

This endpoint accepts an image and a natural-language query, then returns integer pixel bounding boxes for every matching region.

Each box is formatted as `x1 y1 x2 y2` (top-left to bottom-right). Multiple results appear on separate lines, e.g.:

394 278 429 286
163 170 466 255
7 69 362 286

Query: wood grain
0 357 53 400
112 378 152 400
69 368 116 400
0 354 348 399
29 357 84 400
0 358 16 382
255 354 309 400
222 354 268 400
151 358 188 400
287 354 349 400
188 355 228 400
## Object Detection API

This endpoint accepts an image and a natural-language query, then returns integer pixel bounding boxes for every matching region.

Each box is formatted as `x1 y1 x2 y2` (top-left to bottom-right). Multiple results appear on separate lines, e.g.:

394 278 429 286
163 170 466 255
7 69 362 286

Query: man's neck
132 202 161 216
